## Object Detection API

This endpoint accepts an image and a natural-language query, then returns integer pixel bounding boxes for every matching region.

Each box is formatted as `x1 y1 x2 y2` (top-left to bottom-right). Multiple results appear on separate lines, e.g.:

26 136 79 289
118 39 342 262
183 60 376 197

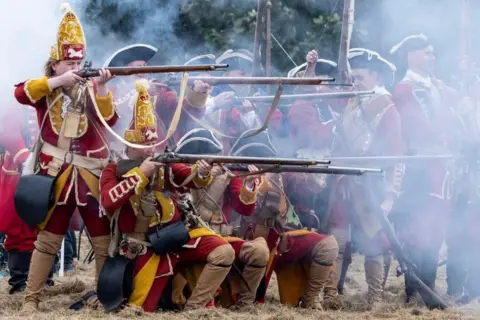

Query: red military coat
153 84 209 147
14 77 118 208
328 90 403 241
392 70 457 248
100 162 212 232
0 106 38 251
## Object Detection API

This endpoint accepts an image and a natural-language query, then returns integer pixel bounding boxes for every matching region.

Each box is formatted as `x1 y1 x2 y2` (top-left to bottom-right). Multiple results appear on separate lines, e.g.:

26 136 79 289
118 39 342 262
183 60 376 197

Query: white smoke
0 0 65 117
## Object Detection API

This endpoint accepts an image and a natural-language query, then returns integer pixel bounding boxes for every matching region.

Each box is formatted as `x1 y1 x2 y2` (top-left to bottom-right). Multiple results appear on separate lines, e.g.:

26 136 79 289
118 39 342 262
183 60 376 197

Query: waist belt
41 142 108 176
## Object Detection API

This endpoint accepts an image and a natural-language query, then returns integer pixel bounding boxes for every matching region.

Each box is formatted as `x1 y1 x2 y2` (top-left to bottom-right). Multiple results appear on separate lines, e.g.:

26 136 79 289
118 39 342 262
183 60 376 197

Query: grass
1 235 479 319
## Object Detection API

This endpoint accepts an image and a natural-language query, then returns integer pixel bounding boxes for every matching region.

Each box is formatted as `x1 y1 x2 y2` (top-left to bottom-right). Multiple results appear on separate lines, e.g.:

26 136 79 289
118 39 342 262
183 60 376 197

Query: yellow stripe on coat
38 165 73 230
188 227 225 241
128 254 161 307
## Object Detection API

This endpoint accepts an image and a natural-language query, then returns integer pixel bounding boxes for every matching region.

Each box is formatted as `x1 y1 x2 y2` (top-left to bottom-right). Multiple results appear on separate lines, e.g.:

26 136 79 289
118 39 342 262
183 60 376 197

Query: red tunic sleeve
100 163 148 216
227 176 256 217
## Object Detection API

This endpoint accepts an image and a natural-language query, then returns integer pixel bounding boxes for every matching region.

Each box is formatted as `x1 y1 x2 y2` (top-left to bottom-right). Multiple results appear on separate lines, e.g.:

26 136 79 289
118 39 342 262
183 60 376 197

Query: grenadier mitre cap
174 128 223 155
50 3 86 61
184 54 216 66
287 59 337 78
103 44 158 68
124 80 158 144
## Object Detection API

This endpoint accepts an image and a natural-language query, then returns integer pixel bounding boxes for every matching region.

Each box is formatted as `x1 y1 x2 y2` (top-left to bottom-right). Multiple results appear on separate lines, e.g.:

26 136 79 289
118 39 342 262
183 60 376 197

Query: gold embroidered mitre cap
50 3 86 61
124 80 158 144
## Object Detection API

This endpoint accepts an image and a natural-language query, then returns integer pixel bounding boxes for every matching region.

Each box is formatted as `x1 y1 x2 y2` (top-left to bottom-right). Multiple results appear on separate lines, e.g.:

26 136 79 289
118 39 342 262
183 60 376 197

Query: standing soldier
13 4 117 311
323 49 404 309
390 34 457 302
99 80 235 311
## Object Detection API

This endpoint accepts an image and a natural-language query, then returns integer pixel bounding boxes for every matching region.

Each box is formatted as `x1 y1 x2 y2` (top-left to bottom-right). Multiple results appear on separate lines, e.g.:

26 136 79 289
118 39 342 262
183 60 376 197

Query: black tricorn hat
229 129 277 157
184 54 216 66
287 59 338 78
174 128 223 155
103 44 158 68
216 49 254 72
348 48 396 85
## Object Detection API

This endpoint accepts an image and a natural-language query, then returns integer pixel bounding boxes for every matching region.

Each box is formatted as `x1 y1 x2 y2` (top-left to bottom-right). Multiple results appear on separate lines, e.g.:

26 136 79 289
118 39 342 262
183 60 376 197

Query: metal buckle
64 151 74 165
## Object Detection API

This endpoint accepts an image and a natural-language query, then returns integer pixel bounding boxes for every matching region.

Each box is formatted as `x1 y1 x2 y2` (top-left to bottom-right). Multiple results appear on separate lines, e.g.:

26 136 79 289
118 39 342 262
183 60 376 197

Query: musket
160 76 335 86
225 164 383 176
115 151 331 179
325 154 454 165
233 89 375 103
78 61 229 78
367 188 448 309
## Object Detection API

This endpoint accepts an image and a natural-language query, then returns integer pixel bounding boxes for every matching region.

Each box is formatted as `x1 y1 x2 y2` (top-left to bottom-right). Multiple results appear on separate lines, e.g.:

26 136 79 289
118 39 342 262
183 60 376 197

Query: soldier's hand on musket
96 69 115 86
96 69 115 97
306 50 318 67
211 164 224 177
193 80 210 93
213 91 235 108
139 156 164 178
242 99 255 112
244 165 261 188
56 70 86 88
196 159 212 177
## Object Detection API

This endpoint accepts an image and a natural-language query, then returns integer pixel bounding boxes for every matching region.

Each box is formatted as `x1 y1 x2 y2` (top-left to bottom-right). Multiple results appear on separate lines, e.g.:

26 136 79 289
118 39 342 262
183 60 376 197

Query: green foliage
83 0 350 73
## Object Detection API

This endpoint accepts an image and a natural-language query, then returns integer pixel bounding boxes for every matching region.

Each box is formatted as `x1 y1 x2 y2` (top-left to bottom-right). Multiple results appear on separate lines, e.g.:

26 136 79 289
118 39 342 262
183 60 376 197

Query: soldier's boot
301 236 339 309
85 235 111 309
8 251 32 294
185 244 235 310
91 235 110 282
22 231 63 312
365 256 384 309
323 238 346 310
236 237 269 306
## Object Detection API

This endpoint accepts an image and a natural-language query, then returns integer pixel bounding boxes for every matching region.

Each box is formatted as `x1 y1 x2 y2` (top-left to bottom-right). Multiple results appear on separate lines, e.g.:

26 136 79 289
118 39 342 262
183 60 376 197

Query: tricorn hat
287 59 337 78
184 54 216 66
103 44 158 68
229 129 276 157
216 49 254 71
348 48 396 84
174 128 223 155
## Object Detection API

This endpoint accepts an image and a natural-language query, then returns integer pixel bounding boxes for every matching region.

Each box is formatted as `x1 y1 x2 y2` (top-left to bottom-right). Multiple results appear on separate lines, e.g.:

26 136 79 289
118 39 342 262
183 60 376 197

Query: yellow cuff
185 87 208 108
96 91 115 120
24 77 52 103
191 163 213 187
239 182 258 205
257 175 269 193
122 167 149 195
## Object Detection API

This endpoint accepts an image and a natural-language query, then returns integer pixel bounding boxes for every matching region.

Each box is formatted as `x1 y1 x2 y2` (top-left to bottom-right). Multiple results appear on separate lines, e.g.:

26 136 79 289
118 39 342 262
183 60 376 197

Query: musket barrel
79 64 229 77
155 153 331 166
234 89 375 103
325 155 454 162
164 76 334 86
226 164 383 175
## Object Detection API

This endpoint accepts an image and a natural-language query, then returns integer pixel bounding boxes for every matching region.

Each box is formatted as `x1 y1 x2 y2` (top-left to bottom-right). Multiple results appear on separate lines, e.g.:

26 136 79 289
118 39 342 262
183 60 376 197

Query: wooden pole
337 0 355 85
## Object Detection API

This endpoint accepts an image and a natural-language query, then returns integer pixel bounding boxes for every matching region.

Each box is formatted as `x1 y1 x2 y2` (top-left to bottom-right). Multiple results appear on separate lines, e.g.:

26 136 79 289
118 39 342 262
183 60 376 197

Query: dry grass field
1 235 480 320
